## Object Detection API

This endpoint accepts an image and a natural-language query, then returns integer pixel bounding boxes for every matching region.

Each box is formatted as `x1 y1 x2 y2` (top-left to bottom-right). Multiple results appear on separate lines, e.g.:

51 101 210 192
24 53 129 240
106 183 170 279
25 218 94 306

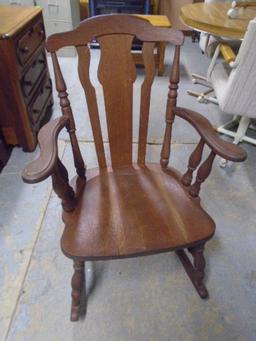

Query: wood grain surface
61 164 215 260
22 14 248 320
180 3 256 38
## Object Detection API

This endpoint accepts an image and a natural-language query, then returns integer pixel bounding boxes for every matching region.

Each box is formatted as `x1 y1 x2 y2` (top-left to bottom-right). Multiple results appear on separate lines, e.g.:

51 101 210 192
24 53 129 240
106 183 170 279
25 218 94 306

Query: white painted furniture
35 0 80 56
199 0 234 57
192 18 256 165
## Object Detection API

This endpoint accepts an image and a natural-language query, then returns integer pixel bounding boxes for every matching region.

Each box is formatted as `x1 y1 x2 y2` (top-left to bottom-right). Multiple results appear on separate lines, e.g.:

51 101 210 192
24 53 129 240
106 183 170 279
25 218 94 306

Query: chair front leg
71 260 85 321
176 242 208 299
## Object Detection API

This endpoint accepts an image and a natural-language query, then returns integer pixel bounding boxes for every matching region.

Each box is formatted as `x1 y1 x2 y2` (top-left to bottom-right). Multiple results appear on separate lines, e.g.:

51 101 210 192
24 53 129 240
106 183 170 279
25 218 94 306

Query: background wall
160 0 193 30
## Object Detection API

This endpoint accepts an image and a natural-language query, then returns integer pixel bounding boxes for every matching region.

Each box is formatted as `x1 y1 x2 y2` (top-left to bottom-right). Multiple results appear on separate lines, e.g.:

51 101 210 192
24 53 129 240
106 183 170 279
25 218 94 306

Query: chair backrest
221 17 256 117
46 14 184 169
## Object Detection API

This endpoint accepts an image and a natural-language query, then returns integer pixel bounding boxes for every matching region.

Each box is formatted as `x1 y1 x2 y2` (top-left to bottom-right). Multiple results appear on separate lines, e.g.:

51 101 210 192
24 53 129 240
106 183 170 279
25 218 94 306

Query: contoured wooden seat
22 14 246 321
61 164 215 260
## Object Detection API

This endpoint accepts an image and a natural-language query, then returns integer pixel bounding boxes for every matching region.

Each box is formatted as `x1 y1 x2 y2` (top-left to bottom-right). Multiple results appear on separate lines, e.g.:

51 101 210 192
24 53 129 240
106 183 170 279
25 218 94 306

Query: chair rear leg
71 260 85 321
176 242 208 299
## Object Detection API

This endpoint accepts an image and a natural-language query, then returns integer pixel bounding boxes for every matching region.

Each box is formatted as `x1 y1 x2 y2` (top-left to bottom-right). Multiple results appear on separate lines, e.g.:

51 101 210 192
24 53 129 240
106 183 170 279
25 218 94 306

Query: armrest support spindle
182 138 205 187
189 151 216 198
52 158 76 211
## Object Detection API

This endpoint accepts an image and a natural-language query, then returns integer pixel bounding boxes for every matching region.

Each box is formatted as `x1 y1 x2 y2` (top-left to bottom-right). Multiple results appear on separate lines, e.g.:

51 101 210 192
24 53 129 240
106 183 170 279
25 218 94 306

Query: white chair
199 0 236 57
191 0 241 100
191 18 256 165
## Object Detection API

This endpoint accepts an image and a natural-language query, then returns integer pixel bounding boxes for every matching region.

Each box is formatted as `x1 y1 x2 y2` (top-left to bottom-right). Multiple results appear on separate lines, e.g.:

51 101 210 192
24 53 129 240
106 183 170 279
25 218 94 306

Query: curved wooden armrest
174 107 247 162
22 116 69 184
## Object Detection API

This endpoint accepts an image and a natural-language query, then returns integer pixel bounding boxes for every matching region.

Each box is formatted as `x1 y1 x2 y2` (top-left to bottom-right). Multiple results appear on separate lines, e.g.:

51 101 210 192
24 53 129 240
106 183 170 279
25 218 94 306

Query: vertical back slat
76 45 107 169
137 42 156 165
97 34 136 168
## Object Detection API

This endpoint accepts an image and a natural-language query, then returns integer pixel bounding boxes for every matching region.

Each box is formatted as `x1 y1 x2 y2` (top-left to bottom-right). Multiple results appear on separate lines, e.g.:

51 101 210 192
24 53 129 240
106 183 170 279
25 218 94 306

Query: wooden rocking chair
22 14 247 321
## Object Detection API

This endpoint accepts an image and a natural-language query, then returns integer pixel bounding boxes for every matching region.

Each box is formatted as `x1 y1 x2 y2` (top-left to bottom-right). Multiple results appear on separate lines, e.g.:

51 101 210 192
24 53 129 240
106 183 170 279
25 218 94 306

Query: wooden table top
180 3 256 39
0 5 42 38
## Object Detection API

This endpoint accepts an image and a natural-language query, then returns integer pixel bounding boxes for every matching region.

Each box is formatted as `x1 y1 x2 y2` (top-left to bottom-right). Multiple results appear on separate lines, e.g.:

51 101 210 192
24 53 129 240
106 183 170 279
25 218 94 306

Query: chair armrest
22 116 69 184
174 107 247 162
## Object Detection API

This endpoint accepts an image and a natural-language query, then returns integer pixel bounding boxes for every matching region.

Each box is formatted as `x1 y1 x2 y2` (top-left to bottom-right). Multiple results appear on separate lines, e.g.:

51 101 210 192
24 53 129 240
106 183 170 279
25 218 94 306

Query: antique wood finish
189 151 216 198
174 107 246 162
46 14 184 52
97 34 136 168
160 45 180 168
176 242 208 299
22 116 68 183
51 52 86 178
52 158 76 212
0 6 53 152
182 138 204 187
71 260 85 321
0 5 42 38
61 164 215 260
22 14 248 320
77 45 107 168
138 42 156 165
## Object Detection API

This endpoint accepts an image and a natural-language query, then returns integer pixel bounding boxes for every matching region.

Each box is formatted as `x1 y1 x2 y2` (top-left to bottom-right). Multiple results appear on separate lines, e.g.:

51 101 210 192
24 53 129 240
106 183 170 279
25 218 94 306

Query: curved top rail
46 14 184 52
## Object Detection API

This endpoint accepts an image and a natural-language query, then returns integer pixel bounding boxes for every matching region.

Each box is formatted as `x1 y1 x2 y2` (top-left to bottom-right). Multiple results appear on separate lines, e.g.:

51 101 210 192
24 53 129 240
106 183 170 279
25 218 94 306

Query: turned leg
176 243 208 299
71 260 85 321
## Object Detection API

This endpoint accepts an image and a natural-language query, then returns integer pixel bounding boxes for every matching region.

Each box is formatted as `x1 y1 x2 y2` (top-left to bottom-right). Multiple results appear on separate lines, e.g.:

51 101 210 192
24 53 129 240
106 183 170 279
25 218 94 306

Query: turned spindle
51 52 86 179
182 139 205 187
71 260 85 321
52 158 76 211
160 45 180 168
189 151 216 197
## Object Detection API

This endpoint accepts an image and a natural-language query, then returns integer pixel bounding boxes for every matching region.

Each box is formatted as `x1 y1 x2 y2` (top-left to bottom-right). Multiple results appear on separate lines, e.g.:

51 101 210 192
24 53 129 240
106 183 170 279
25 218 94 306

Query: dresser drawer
16 18 45 66
28 74 52 125
21 50 46 103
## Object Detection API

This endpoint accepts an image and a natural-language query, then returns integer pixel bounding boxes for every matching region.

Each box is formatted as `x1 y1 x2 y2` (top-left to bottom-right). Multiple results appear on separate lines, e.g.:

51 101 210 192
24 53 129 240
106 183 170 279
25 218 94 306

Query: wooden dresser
0 5 53 152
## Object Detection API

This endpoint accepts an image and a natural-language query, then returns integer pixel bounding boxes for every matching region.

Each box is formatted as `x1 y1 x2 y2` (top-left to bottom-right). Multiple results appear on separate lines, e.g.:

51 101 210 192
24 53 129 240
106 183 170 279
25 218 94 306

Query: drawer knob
33 109 40 114
38 59 45 65
38 29 45 36
20 46 29 54
28 27 34 36
24 80 32 86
